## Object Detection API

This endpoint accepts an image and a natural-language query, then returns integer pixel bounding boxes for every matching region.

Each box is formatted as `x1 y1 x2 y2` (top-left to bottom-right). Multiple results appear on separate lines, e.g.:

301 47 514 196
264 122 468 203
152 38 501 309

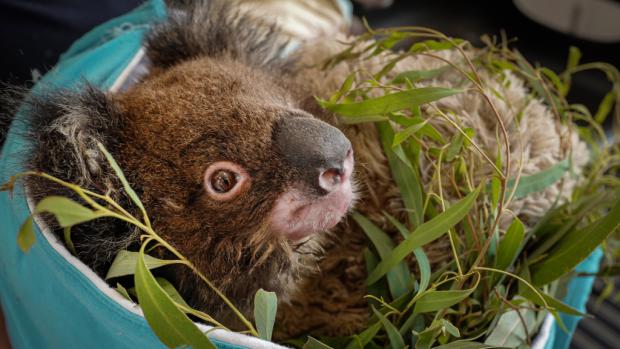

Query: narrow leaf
494 218 525 271
135 244 215 349
507 159 570 199
320 87 463 117
413 287 475 314
484 308 535 347
367 187 481 285
354 213 413 298
372 306 405 349
392 67 449 84
530 196 620 286
98 143 148 220
378 121 424 228
304 337 335 349
385 213 432 296
254 289 278 341
17 216 35 253
156 278 190 308
34 196 108 227
106 250 181 280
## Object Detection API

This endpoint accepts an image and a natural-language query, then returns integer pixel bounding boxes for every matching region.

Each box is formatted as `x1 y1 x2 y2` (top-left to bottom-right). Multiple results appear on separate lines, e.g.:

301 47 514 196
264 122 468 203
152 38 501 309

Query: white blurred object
235 0 352 42
514 0 620 43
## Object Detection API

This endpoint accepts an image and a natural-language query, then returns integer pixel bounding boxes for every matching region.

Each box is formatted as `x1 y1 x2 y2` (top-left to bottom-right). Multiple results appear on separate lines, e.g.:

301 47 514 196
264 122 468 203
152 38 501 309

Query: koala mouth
268 153 355 242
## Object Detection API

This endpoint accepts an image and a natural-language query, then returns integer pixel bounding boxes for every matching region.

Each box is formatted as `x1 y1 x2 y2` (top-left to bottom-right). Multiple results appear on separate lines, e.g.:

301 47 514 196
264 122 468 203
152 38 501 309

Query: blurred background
1 0 619 347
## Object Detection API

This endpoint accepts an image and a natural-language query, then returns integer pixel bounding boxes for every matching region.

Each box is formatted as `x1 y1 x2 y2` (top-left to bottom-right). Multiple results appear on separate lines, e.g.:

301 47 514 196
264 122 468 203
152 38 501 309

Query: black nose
274 116 352 194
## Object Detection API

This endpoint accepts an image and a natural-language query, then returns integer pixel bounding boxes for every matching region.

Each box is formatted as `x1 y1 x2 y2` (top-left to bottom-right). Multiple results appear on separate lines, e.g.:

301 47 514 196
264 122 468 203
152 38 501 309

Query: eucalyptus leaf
34 196 108 227
156 278 190 308
254 288 278 341
354 213 413 298
303 337 335 349
392 67 449 84
17 216 35 253
530 196 620 286
392 121 428 148
594 91 616 124
506 159 570 199
518 280 586 317
134 244 215 349
98 143 148 219
413 286 475 314
378 121 424 229
345 322 382 349
372 306 406 349
320 87 463 117
106 250 181 280
385 213 432 297
484 308 535 348
116 283 132 301
367 187 481 285
494 218 524 271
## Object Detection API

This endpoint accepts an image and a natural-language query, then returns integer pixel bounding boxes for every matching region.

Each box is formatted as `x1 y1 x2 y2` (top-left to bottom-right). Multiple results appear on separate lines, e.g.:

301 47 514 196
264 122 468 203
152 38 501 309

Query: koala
5 0 586 339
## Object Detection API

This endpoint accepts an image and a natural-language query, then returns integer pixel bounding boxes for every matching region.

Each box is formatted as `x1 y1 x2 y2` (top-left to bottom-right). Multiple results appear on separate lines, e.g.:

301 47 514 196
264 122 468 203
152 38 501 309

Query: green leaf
494 218 524 271
331 73 356 102
409 39 464 53
518 280 587 316
304 337 335 349
354 213 413 298
413 287 475 314
392 67 449 84
392 121 428 148
34 196 108 227
507 159 570 199
414 320 443 349
345 323 382 349
320 87 463 117
97 143 148 220
378 121 424 229
63 226 77 256
385 213 432 297
254 289 278 341
106 250 181 280
441 319 460 338
372 306 405 349
594 91 616 124
156 278 190 308
17 216 35 253
530 196 620 286
115 283 132 301
134 243 215 349
366 187 481 285
484 307 535 348
445 129 474 162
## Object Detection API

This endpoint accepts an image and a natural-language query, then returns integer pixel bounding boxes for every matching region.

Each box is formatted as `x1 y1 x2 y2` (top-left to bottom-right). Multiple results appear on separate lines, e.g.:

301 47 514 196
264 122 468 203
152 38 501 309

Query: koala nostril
319 168 344 192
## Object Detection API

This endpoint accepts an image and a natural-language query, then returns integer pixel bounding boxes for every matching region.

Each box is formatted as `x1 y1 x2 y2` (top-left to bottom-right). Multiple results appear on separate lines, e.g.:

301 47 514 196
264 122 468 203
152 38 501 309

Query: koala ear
23 85 125 190
146 0 291 71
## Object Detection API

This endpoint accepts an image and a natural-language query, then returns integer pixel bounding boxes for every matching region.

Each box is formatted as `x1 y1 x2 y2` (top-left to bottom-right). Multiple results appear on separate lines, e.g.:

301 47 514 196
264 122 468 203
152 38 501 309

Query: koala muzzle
275 116 353 195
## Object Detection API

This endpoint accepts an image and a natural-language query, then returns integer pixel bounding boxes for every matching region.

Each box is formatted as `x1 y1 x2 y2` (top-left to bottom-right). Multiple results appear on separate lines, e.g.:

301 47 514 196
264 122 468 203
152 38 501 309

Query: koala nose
275 116 353 194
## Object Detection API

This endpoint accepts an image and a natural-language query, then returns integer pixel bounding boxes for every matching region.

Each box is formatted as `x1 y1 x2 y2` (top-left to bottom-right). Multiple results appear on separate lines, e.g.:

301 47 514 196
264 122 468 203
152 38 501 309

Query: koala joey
10 0 585 339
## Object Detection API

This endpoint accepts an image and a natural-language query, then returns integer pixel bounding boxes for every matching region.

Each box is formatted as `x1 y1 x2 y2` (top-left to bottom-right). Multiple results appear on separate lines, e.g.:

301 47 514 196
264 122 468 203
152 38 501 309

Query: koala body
14 0 586 339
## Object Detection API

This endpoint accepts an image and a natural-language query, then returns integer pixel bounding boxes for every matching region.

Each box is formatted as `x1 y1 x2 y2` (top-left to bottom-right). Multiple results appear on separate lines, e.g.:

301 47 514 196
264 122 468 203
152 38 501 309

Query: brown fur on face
114 55 320 317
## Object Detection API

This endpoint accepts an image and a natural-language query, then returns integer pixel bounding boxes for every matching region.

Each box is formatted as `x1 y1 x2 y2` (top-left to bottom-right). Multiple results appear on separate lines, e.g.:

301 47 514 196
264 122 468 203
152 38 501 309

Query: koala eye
204 161 250 201
211 170 237 193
